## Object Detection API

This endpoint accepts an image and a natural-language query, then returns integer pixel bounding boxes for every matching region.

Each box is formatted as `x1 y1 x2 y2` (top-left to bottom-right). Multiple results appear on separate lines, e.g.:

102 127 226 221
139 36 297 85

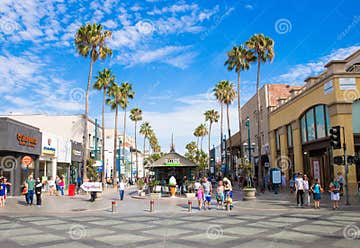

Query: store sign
164 158 180 166
80 182 102 192
339 78 356 90
17 133 38 148
21 156 33 170
71 141 83 162
41 133 57 157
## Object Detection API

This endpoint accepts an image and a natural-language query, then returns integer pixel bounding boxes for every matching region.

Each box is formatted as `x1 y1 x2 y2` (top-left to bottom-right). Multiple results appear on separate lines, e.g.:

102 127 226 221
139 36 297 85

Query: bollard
112 201 116 213
226 200 230 212
188 200 192 212
150 199 155 212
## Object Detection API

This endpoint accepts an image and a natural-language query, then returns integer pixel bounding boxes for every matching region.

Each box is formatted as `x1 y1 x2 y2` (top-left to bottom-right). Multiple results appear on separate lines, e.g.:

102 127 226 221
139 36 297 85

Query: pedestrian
59 176 65 196
311 178 322 209
48 176 56 196
55 176 60 196
329 177 341 210
118 179 125 200
337 172 344 196
0 178 6 208
21 181 28 203
281 173 287 192
223 177 233 198
295 172 304 207
303 174 310 206
225 192 233 211
77 175 82 194
216 180 225 209
263 174 268 193
197 185 204 210
202 177 212 210
26 174 36 206
35 177 42 206
194 178 201 194
289 174 295 193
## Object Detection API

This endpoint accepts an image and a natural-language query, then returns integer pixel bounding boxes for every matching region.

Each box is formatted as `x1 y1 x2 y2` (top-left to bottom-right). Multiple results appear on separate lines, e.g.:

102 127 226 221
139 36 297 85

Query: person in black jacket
35 178 42 206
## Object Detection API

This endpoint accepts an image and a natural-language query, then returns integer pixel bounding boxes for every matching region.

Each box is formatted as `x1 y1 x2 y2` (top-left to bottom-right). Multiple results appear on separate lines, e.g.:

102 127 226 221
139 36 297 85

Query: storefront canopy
146 152 198 168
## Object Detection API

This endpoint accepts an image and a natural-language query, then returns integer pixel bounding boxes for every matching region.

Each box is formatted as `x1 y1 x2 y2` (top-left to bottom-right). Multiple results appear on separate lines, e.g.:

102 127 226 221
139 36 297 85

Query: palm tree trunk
227 104 232 176
200 136 203 151
196 137 199 150
102 88 106 184
220 103 224 169
113 105 118 187
256 57 263 191
208 122 212 173
122 108 127 178
143 136 146 161
237 71 243 157
135 121 138 178
82 59 93 181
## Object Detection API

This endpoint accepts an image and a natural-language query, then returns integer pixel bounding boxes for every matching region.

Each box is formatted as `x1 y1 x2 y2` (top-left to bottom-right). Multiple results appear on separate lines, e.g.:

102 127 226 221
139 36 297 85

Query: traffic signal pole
342 127 350 205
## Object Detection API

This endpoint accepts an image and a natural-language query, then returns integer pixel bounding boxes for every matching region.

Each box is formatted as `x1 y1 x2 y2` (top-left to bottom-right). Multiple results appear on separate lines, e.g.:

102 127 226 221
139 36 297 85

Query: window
300 105 331 144
287 125 293 147
275 129 280 151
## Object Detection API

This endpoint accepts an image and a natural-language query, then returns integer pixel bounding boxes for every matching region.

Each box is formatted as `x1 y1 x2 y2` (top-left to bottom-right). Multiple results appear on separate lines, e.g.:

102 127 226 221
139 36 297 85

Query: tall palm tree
193 128 201 149
75 23 112 180
214 80 228 168
225 45 255 157
204 109 219 171
246 34 275 190
93 68 115 183
197 124 208 151
129 108 142 178
107 82 121 186
140 122 152 159
119 82 135 177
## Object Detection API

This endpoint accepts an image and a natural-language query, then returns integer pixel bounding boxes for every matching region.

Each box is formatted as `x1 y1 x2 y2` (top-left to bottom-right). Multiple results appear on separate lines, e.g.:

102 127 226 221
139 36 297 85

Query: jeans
297 190 304 205
36 193 41 205
26 190 34 205
60 186 64 196
119 190 124 200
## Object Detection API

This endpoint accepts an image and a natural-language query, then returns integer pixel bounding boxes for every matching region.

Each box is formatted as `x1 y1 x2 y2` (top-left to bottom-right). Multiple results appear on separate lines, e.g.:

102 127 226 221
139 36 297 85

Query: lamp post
245 118 251 162
118 138 122 182
130 147 133 182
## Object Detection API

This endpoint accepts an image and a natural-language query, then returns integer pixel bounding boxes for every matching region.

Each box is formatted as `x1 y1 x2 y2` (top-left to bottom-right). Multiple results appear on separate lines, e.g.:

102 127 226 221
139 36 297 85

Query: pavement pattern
1 207 359 248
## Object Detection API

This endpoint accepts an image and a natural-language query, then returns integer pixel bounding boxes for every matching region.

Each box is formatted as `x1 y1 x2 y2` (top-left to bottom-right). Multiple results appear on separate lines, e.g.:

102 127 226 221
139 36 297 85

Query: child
225 193 233 211
289 174 295 193
216 181 225 209
311 178 321 209
0 178 5 208
197 185 204 210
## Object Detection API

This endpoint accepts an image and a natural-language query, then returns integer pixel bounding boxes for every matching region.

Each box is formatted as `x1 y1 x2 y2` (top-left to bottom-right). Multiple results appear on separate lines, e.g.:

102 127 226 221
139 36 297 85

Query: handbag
22 187 28 195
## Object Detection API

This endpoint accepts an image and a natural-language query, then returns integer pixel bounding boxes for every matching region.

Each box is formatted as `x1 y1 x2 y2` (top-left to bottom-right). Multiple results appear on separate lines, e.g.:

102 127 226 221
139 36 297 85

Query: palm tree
193 128 200 149
107 82 121 186
129 108 142 178
225 45 255 157
119 82 135 177
246 34 275 190
204 109 219 170
197 124 208 151
140 122 152 159
93 68 115 183
75 23 112 180
214 80 228 168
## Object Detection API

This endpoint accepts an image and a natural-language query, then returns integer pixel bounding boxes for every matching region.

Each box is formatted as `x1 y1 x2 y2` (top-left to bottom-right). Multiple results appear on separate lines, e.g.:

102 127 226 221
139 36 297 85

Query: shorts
331 192 340 201
216 192 225 202
204 194 211 202
313 193 321 200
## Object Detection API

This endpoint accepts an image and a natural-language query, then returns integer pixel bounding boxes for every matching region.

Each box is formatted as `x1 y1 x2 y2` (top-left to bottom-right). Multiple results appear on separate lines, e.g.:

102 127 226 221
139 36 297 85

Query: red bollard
188 200 192 212
112 201 116 213
150 200 155 212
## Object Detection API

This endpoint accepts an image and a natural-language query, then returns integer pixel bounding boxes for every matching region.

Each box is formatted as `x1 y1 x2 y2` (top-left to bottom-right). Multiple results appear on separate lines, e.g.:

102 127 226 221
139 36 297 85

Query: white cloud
271 46 360 85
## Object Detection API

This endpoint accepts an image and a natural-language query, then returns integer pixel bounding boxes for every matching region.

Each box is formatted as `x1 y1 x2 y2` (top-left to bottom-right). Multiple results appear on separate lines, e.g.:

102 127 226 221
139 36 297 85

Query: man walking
118 179 125 200
295 172 304 207
26 175 36 206
202 177 212 210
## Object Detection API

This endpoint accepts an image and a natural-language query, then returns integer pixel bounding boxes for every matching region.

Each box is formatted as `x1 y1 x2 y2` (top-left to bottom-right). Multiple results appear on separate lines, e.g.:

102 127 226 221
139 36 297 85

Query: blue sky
1 0 359 154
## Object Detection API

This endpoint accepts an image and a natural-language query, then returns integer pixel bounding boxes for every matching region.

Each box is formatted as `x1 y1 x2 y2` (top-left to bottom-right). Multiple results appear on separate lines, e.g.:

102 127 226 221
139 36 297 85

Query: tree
75 23 112 181
225 45 255 157
246 34 275 190
140 122 152 159
107 82 121 186
193 128 200 149
214 80 228 170
197 124 208 151
204 109 219 172
119 82 135 177
93 68 115 183
129 108 142 178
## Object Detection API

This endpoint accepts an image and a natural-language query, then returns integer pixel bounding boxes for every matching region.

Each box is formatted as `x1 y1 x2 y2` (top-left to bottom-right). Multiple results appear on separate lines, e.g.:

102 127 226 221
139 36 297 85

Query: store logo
21 156 33 170
17 133 38 148
48 138 52 146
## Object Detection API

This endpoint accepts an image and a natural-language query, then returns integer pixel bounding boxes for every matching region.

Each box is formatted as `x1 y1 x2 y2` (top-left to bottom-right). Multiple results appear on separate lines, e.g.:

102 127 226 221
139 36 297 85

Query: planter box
243 188 256 201
185 193 196 198
150 193 162 199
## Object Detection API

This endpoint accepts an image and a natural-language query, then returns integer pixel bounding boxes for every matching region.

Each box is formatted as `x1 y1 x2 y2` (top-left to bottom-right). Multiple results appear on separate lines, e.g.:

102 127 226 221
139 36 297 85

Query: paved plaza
1 189 359 248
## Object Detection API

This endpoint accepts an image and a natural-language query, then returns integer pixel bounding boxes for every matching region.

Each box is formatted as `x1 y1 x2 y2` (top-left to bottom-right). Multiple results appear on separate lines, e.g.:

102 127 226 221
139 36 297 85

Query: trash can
68 184 76 196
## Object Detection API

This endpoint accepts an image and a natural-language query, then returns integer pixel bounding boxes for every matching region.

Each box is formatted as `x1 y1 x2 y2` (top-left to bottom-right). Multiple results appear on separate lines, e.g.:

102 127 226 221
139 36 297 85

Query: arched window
300 105 330 144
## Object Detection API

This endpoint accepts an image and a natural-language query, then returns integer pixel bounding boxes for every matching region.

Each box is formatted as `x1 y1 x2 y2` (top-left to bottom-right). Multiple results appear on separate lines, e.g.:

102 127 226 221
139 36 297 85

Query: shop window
306 110 315 141
301 104 330 144
287 125 293 147
315 105 326 138
301 116 307 143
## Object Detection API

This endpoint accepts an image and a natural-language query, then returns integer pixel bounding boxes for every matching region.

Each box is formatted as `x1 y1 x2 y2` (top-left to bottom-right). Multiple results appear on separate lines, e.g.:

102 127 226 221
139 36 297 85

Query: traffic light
329 126 341 149
333 156 344 165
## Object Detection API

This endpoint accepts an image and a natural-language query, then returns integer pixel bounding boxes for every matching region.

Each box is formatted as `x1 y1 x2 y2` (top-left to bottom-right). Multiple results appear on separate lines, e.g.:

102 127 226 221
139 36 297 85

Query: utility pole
342 127 350 205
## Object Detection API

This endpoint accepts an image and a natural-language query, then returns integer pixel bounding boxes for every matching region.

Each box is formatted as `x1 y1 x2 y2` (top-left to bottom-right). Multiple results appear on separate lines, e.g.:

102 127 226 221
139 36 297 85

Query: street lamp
118 138 122 182
245 118 251 162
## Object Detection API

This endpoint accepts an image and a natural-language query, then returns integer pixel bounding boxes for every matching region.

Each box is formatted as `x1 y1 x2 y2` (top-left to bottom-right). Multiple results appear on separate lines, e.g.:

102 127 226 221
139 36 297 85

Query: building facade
268 50 360 194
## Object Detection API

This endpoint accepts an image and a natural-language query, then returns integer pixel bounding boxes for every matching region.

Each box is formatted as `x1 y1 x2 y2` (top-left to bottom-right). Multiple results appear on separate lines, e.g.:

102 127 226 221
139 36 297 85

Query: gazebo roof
146 152 198 168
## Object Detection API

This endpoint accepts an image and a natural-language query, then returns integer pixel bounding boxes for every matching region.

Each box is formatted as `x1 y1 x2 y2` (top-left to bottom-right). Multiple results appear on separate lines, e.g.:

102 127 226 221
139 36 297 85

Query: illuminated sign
164 158 181 166
21 156 34 169
17 133 38 148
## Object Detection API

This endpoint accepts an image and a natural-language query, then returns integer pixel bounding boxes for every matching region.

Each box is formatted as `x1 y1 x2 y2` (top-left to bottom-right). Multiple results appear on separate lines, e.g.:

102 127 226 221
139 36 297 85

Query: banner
80 182 102 192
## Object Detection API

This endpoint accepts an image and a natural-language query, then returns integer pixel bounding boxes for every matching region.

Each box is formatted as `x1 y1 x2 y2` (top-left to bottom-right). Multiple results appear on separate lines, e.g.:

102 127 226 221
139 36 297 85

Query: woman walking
329 177 341 210
303 175 310 206
35 178 43 206
0 178 6 208
216 180 225 209
197 185 204 210
311 178 322 209
59 176 65 196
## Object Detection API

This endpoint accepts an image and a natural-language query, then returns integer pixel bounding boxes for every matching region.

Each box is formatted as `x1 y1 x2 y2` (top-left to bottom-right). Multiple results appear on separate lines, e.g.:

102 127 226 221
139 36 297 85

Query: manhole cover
72 208 87 212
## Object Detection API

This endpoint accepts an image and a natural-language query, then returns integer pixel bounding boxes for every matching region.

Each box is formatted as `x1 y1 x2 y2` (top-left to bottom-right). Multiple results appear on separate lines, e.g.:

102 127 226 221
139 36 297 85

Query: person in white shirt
118 180 125 200
303 174 310 206
295 172 305 207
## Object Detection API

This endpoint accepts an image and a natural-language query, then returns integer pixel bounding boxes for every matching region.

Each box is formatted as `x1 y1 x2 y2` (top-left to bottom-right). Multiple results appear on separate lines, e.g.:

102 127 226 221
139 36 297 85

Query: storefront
57 137 71 189
0 118 42 196
39 132 58 181
70 141 83 184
